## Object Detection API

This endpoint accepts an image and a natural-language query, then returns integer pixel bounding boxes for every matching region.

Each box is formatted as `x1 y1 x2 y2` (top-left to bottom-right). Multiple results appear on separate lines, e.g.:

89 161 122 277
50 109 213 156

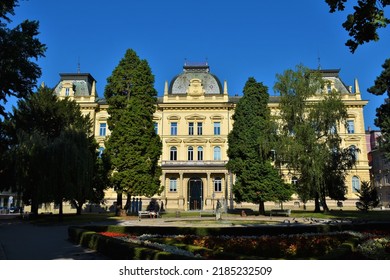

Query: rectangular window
188 122 194 135
327 84 332 94
214 177 222 192
99 123 107 136
154 122 158 134
214 122 221 135
170 122 177 136
169 178 177 192
65 88 70 96
197 122 203 135
347 120 355 134
170 147 177 161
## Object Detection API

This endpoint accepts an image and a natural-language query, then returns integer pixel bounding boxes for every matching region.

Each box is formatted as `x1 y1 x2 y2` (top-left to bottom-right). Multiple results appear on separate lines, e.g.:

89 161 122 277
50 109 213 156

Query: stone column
179 172 185 209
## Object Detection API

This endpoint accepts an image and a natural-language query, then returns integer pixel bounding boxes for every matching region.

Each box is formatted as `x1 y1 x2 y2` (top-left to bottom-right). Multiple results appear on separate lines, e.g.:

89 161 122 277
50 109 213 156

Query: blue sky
7 0 390 129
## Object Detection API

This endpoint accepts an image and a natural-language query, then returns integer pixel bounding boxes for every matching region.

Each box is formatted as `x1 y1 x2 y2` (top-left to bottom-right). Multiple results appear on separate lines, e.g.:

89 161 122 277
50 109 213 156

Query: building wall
52 68 371 211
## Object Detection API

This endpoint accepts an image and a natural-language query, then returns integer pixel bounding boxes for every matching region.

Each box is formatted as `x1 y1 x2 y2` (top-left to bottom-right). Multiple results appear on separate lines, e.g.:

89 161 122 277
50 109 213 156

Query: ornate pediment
344 136 361 142
209 137 225 143
165 138 182 144
185 114 206 121
183 138 208 144
167 115 181 120
210 114 223 120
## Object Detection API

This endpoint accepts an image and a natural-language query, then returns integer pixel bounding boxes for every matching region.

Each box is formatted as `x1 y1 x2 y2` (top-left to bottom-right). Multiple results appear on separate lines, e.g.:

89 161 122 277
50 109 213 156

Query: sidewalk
0 219 108 260
0 213 349 260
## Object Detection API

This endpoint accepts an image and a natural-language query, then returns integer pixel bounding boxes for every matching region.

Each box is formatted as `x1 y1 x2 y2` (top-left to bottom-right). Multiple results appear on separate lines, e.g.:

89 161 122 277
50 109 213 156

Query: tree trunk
258 201 266 216
30 199 39 217
76 202 82 215
321 191 330 213
117 192 123 209
58 200 63 222
314 193 321 212
116 192 123 216
124 194 131 210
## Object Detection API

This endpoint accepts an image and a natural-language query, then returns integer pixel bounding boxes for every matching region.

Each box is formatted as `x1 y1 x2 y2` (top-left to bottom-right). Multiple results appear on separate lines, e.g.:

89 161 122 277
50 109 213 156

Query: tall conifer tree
227 77 289 215
104 49 162 209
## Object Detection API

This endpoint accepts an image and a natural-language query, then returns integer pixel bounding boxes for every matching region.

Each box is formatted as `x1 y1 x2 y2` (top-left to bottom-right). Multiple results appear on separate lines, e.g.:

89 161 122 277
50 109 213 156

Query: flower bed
135 232 350 259
69 225 390 260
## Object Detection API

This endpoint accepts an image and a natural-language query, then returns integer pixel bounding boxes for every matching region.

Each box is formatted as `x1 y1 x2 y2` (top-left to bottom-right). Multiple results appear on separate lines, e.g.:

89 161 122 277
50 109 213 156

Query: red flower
99 232 128 237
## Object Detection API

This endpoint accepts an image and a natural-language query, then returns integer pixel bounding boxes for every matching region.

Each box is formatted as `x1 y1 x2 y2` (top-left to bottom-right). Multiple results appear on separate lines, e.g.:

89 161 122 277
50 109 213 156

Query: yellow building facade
54 63 370 211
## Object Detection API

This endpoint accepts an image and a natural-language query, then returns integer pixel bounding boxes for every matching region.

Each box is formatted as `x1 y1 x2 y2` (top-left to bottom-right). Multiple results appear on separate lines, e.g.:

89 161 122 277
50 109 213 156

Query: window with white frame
214 146 221 160
169 178 177 192
214 122 221 135
197 146 203 160
327 83 332 93
197 122 203 135
188 146 194 160
214 177 222 192
188 122 194 135
347 120 355 134
65 88 70 96
170 147 177 161
352 176 360 193
99 123 107 136
170 122 178 135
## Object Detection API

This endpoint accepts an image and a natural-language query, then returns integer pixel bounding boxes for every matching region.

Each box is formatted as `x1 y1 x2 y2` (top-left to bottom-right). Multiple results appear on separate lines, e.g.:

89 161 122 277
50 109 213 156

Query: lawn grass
25 208 390 225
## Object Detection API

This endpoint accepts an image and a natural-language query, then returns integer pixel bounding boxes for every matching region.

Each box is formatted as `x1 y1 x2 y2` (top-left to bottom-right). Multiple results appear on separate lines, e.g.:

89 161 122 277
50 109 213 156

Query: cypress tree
227 77 288 215
104 49 162 210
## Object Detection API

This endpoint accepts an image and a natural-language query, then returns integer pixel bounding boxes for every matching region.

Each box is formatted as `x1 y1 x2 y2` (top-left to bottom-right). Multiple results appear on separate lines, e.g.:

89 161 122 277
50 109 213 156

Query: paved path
0 219 108 260
0 214 349 260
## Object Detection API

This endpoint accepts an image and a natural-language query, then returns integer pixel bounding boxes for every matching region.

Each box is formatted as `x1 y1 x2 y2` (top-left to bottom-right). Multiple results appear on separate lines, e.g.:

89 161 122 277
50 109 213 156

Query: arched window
213 146 221 160
170 147 177 161
197 146 203 161
291 176 298 185
352 176 360 193
214 177 222 192
188 146 194 161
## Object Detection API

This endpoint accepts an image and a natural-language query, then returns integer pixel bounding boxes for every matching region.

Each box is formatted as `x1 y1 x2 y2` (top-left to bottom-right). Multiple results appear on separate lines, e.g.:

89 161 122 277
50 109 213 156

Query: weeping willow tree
274 65 353 212
7 85 104 218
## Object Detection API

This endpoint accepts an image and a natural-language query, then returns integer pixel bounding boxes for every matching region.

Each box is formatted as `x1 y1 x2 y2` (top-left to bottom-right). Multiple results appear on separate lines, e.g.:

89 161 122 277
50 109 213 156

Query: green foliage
326 0 390 53
368 59 390 160
6 86 102 215
104 49 162 199
227 77 288 213
355 181 380 211
368 58 390 96
274 65 351 211
0 0 46 117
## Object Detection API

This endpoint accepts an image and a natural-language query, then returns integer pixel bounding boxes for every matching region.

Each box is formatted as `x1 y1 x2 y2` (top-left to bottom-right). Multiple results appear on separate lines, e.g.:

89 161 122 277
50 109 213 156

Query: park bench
138 210 160 220
270 209 291 217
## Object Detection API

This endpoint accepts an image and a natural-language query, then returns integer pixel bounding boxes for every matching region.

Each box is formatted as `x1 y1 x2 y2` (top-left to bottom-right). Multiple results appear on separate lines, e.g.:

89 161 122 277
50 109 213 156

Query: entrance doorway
188 178 203 210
